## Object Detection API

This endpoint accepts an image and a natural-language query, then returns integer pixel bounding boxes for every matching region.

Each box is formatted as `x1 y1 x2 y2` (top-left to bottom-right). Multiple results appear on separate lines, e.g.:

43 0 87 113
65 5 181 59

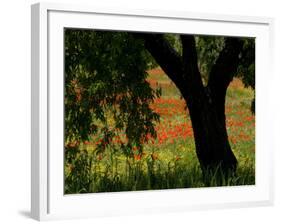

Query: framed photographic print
31 2 274 221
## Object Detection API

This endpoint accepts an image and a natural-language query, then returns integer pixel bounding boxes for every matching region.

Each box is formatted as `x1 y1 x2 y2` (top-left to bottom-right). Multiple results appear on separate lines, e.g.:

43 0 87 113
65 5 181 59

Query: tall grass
65 142 255 194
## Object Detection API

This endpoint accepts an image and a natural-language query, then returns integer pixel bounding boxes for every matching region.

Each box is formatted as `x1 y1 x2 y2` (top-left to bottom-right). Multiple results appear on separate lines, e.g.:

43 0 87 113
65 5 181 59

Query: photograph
63 29 255 194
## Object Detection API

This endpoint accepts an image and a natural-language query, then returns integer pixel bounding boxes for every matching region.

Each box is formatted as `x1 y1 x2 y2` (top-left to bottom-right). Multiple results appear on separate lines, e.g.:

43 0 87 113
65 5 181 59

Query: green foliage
195 36 225 82
65 147 94 193
237 38 255 113
237 38 255 89
65 29 161 158
164 34 182 55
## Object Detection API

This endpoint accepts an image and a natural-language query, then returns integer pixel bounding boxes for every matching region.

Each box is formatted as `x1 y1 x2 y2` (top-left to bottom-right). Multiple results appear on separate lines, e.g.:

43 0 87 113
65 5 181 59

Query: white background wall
0 0 280 223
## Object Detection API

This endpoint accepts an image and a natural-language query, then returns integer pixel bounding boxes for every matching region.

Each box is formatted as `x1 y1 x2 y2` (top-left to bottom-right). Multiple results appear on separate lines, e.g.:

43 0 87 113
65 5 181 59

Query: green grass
65 68 255 194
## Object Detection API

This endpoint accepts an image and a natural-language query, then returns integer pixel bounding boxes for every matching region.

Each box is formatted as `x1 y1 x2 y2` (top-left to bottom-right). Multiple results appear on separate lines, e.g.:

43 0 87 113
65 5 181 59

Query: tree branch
132 33 185 90
208 37 244 93
207 37 244 123
180 35 204 92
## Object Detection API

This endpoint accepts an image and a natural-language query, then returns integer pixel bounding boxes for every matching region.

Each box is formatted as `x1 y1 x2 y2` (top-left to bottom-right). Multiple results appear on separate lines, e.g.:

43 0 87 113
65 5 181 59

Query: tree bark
135 33 243 179
180 36 239 178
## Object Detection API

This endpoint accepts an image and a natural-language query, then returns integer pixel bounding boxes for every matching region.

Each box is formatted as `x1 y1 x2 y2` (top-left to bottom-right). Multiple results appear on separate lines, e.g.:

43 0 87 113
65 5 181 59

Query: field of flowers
65 68 255 194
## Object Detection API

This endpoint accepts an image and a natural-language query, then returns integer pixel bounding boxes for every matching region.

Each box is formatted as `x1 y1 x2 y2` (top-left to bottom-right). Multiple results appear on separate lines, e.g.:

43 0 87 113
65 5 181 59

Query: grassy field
65 68 255 194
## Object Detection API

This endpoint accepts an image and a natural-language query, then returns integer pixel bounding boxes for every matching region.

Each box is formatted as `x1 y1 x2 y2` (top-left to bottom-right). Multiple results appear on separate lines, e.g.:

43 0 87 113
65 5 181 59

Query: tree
65 29 255 180
136 33 254 176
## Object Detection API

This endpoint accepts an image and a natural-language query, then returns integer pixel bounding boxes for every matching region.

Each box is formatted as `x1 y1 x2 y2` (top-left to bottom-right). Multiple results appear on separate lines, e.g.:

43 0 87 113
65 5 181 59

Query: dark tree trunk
179 35 239 178
134 33 243 179
183 89 237 174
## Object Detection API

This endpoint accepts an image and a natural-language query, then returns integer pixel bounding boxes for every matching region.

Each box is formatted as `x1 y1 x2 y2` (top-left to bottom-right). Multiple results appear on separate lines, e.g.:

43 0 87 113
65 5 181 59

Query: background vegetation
64 30 255 194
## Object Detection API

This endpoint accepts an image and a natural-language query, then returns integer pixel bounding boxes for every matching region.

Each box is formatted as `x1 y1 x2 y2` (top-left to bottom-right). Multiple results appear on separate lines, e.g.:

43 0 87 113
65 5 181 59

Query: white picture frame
31 2 274 221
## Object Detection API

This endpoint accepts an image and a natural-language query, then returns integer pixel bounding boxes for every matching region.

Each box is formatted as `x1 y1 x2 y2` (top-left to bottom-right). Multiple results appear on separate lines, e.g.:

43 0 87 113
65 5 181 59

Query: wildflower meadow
65 67 255 194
